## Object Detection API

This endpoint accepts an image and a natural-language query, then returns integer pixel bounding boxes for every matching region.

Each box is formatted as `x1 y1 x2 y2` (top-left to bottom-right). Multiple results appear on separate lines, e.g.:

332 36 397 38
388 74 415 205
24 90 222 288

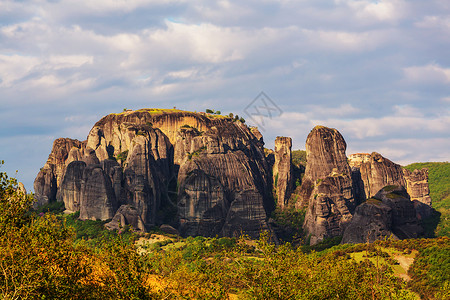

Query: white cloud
308 103 360 118
403 63 450 85
339 0 407 23
48 55 94 69
313 108 450 140
0 54 40 87
415 15 450 30
301 28 392 52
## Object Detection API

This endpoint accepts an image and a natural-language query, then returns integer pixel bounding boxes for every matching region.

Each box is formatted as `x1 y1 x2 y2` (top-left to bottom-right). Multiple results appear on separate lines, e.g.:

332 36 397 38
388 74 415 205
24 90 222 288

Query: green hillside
404 162 450 237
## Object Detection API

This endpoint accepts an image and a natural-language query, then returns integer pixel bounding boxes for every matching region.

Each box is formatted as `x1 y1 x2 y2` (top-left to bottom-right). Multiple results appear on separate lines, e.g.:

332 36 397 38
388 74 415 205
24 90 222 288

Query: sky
0 0 449 191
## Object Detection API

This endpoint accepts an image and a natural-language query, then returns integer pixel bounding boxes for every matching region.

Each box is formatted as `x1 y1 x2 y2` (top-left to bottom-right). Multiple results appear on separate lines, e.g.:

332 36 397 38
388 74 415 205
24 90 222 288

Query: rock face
304 126 351 182
342 185 424 243
273 137 293 209
358 152 406 199
347 153 370 169
374 186 424 239
34 138 85 206
403 168 432 206
341 200 395 244
300 126 356 245
175 121 271 238
34 109 272 237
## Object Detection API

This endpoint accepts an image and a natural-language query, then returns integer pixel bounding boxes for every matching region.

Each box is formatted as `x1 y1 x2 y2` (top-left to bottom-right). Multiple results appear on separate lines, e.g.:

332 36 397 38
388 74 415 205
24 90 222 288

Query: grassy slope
404 162 450 237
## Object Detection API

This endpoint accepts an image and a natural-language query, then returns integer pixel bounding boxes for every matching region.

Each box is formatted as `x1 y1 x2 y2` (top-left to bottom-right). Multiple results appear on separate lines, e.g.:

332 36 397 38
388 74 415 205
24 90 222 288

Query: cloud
415 15 450 30
341 0 408 23
1 0 450 191
312 106 450 140
403 63 450 85
307 103 360 117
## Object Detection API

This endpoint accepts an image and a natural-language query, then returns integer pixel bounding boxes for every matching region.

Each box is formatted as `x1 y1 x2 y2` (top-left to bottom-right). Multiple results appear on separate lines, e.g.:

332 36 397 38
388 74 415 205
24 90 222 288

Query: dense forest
1 161 450 299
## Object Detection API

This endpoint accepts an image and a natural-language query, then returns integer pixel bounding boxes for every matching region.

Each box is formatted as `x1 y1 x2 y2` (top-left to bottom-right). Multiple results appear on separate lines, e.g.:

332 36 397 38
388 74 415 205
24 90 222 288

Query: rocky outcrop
105 204 146 232
59 161 86 213
35 109 272 237
403 168 432 206
341 200 395 244
304 176 354 244
342 185 423 243
347 153 370 169
175 121 271 238
374 186 423 239
273 137 293 209
304 126 351 182
300 126 356 245
349 152 432 207
358 152 406 199
34 138 85 206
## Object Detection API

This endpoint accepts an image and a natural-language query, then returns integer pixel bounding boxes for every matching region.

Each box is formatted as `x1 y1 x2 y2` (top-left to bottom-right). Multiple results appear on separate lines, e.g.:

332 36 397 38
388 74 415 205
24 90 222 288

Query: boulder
105 204 146 232
159 224 180 235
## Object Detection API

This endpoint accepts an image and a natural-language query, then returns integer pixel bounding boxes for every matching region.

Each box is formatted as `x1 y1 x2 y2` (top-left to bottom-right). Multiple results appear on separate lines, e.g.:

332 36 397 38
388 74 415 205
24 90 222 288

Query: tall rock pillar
300 126 356 245
273 136 293 209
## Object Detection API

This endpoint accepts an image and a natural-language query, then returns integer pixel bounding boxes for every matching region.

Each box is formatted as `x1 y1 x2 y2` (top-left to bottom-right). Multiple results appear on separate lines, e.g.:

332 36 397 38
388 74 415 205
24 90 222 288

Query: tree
0 160 33 235
206 109 214 114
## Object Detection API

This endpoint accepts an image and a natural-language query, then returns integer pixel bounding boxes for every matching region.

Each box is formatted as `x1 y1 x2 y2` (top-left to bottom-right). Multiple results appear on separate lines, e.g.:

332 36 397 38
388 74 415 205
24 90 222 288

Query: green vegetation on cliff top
115 108 229 119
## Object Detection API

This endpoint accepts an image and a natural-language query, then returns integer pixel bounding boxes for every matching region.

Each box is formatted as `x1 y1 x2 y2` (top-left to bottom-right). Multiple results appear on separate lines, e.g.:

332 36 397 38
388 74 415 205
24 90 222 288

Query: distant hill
404 162 450 237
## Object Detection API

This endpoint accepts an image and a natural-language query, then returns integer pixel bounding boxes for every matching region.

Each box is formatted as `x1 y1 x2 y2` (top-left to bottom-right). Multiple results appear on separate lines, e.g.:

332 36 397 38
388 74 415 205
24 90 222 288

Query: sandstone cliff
34 109 272 237
34 138 85 206
403 168 432 206
300 126 356 245
348 151 433 207
342 185 423 243
358 152 406 199
272 137 293 209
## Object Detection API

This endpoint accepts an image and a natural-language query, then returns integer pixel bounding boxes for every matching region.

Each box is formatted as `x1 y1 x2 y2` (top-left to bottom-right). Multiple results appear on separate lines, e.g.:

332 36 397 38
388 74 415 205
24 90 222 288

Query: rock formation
342 185 424 244
272 137 293 209
341 199 395 244
33 138 85 206
34 109 272 238
34 112 432 243
403 168 432 206
347 153 370 169
348 152 433 207
299 126 356 245
358 152 406 199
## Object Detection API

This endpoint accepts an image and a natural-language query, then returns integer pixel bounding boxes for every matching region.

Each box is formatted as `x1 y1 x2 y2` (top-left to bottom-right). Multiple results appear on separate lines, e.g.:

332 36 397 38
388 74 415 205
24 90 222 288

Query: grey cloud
0 0 449 191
